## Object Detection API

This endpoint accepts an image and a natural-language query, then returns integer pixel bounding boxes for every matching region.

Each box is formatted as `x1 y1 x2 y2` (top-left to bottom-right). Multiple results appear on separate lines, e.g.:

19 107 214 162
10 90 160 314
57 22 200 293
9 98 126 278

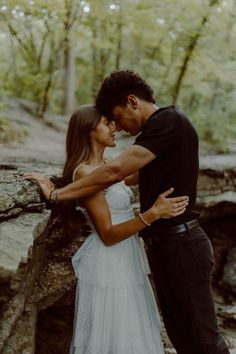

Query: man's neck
141 103 159 126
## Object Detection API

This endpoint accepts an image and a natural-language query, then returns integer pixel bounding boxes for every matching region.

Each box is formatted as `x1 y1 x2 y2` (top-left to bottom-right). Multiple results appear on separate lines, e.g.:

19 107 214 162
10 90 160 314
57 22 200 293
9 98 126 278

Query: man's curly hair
95 70 155 120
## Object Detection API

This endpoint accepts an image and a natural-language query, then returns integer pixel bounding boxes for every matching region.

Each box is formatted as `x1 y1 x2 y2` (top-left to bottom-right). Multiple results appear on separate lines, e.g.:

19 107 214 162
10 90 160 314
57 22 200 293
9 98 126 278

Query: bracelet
138 213 151 227
48 188 55 203
54 190 59 203
49 188 59 204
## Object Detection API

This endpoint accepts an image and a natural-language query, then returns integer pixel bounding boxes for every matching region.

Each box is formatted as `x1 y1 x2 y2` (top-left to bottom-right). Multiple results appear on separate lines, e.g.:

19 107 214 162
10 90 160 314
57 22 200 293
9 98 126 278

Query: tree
0 0 235 150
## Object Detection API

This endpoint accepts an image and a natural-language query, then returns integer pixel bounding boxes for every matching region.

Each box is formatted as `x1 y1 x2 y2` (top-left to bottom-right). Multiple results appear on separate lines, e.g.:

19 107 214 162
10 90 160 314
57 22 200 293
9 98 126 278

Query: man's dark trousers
146 225 229 354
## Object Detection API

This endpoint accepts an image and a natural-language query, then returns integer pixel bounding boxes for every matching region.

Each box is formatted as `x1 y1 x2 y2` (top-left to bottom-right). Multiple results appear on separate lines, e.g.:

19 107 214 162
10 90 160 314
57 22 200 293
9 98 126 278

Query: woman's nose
116 123 122 132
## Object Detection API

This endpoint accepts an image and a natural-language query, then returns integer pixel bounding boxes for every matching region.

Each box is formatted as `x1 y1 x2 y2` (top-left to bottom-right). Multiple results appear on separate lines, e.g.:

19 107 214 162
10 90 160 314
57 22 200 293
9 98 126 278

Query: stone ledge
0 211 50 277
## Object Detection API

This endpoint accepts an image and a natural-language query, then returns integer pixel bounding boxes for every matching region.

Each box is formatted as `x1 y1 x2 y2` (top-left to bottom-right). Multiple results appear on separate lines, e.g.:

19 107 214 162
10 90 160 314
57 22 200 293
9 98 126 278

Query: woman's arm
77 167 188 246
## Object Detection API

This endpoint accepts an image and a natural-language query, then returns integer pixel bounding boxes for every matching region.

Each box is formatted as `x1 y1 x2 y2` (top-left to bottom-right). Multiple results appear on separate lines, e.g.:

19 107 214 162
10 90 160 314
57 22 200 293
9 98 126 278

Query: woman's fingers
159 188 189 203
170 198 189 216
160 187 174 198
175 200 188 209
171 196 189 203
173 202 188 212
162 199 188 217
173 208 187 216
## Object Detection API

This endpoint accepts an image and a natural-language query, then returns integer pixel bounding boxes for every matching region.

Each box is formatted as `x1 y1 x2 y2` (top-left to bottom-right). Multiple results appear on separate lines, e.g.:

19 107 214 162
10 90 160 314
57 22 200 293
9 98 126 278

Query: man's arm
124 171 139 186
23 145 155 201
56 145 155 201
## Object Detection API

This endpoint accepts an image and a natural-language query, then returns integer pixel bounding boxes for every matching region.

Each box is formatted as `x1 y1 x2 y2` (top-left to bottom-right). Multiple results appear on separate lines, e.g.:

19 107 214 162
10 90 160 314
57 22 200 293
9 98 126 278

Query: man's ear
127 95 138 109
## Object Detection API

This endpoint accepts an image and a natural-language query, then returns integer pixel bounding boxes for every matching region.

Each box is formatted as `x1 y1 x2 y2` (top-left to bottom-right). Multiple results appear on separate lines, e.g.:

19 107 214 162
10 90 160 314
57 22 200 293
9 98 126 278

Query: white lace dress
69 182 164 354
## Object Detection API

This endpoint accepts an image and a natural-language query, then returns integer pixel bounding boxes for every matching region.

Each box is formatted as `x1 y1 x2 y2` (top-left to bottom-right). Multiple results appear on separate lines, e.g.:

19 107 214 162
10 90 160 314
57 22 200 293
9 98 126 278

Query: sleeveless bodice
72 181 150 286
76 182 135 233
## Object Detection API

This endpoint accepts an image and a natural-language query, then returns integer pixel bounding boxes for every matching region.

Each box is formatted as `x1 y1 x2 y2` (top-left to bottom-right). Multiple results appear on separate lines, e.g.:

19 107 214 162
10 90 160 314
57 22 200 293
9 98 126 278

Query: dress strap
72 164 88 182
72 166 80 182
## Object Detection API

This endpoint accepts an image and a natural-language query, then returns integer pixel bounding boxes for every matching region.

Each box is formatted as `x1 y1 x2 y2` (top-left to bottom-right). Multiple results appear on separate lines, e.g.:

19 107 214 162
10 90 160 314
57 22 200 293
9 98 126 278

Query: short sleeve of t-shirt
134 107 182 157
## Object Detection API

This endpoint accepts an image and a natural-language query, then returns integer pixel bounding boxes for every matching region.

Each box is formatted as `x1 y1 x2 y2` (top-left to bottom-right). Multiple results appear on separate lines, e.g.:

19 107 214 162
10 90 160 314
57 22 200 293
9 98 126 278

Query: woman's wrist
138 213 151 227
141 208 159 226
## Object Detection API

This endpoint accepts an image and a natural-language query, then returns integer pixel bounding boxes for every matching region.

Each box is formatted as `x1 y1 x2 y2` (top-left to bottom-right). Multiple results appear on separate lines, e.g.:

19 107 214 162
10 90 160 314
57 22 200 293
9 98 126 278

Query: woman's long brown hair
63 105 101 184
60 105 101 235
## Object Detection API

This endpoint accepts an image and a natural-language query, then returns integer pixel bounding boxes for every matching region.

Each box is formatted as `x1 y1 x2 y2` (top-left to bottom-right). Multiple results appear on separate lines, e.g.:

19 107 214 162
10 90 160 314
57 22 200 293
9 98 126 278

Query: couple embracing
24 70 229 354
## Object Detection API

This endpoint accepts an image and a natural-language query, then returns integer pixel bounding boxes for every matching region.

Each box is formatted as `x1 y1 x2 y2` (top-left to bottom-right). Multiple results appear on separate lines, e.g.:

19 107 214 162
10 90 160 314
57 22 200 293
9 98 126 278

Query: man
26 70 229 354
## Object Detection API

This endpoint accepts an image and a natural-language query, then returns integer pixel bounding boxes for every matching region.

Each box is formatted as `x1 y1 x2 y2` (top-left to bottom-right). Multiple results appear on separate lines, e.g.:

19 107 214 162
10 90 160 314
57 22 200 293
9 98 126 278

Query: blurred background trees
0 0 235 151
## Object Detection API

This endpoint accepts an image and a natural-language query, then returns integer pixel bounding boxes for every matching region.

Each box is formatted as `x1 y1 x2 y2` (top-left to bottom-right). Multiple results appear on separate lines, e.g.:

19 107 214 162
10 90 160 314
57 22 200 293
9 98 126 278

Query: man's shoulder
156 105 193 126
148 105 182 126
144 105 196 138
153 105 185 118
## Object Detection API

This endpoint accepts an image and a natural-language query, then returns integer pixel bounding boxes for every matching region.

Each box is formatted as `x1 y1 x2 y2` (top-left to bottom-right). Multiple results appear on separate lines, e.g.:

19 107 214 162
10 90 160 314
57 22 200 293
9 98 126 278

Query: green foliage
0 0 235 150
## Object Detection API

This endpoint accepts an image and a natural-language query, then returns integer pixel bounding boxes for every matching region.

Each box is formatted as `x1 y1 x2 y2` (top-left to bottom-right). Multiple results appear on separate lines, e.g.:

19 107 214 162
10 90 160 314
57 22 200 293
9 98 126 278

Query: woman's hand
23 172 55 200
151 187 189 219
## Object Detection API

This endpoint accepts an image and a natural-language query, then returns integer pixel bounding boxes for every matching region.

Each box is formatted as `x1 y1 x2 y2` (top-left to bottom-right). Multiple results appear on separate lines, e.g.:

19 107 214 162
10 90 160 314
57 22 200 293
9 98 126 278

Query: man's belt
158 219 200 236
146 219 200 244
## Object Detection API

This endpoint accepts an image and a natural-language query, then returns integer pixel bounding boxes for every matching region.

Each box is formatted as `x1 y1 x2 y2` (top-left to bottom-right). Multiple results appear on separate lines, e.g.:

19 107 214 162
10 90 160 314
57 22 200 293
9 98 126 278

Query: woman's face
92 116 116 148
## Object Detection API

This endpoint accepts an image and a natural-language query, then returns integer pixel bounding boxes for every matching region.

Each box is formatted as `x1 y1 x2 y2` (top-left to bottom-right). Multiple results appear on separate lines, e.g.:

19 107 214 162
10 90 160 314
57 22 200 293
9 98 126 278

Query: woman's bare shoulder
73 163 100 181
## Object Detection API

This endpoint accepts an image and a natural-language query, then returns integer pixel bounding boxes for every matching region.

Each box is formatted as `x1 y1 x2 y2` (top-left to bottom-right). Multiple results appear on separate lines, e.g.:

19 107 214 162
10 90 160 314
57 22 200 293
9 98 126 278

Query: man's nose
109 121 116 131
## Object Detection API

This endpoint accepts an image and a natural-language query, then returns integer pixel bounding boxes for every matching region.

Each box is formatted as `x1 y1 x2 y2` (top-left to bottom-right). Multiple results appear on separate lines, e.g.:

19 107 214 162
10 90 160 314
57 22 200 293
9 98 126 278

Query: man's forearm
56 164 121 201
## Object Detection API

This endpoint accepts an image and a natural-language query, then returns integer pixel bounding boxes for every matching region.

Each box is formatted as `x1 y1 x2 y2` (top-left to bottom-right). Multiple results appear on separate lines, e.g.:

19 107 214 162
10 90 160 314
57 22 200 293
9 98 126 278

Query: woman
24 105 188 354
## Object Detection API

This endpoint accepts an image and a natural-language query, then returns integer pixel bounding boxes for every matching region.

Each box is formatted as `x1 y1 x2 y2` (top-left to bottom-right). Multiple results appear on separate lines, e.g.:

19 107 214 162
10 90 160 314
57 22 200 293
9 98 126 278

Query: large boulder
221 247 236 294
0 164 87 353
0 162 236 354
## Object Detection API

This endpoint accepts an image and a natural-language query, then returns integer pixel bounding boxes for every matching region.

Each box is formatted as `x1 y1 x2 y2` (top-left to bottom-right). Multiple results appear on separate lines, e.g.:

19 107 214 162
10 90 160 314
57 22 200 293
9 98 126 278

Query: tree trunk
115 16 122 70
9 34 20 97
172 0 220 104
91 24 99 99
37 55 54 117
61 0 77 115
62 43 76 115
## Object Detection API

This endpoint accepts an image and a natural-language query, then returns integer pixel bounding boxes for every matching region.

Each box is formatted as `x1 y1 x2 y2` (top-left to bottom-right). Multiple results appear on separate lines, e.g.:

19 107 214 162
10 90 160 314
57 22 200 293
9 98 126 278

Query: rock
217 304 236 354
196 168 236 220
0 164 87 353
220 305 236 321
0 165 44 220
0 161 236 353
221 247 236 295
0 211 50 278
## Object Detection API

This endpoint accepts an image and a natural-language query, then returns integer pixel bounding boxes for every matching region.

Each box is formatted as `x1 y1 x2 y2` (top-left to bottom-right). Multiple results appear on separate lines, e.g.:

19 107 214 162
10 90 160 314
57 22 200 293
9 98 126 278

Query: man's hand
151 188 189 219
23 172 55 200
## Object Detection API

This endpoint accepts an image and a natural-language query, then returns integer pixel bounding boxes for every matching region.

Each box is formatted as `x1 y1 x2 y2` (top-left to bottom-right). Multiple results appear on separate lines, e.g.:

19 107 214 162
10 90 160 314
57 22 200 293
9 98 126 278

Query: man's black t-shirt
134 105 199 238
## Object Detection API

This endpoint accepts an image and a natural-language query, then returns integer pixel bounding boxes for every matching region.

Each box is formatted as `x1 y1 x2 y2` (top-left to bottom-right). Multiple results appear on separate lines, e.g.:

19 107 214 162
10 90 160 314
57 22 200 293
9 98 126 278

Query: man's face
112 103 141 136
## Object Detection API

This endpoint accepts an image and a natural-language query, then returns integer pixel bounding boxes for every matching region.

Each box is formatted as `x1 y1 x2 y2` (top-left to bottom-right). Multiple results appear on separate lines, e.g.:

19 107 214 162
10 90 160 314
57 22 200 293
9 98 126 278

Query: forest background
0 0 236 152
